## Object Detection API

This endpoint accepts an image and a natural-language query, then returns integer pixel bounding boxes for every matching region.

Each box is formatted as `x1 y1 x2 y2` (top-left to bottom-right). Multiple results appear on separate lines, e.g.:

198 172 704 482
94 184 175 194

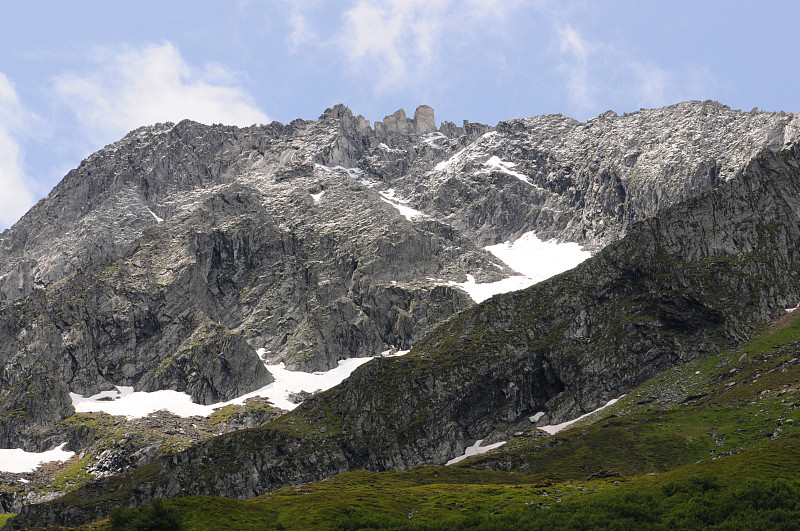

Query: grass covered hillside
26 309 800 530
10 144 800 530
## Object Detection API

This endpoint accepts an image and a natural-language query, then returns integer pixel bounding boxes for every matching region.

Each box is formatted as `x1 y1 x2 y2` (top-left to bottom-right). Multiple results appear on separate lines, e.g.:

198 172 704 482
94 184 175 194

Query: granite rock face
408 102 798 248
2 102 797 448
0 106 506 452
2 101 795 300
4 101 800 527
13 141 800 530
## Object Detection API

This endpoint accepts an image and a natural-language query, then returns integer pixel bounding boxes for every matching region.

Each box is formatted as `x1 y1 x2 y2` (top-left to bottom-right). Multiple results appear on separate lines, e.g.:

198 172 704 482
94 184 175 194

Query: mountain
2 101 800 527
24 303 800 529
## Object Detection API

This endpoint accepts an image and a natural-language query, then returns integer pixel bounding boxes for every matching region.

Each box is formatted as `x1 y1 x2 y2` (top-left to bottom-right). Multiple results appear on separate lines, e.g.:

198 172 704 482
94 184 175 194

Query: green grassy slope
40 310 800 530
11 145 800 530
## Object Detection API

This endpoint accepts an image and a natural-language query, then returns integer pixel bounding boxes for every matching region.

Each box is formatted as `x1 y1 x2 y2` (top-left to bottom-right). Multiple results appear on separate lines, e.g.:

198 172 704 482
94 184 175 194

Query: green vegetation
52 454 93 491
202 397 281 433
109 499 183 530
73 444 800 530
54 312 800 530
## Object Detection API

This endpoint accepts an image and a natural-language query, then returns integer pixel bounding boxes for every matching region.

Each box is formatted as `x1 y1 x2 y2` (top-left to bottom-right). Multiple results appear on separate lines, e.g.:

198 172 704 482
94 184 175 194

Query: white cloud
631 61 671 106
338 0 438 91
54 42 269 144
287 11 314 51
335 0 522 93
556 24 594 111
558 25 591 61
552 23 714 118
0 74 35 229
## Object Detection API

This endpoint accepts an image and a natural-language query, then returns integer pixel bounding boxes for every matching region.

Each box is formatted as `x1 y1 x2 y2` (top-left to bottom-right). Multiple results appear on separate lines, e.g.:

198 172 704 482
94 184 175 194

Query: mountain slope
13 140 800 528
3 101 800 525
2 101 795 300
54 308 800 530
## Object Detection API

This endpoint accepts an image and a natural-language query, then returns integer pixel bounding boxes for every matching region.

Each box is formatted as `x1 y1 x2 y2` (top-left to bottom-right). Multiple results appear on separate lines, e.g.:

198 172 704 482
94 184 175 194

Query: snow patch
485 231 591 283
482 156 538 187
786 303 800 313
538 396 624 435
379 188 409 204
0 443 74 474
434 148 467 172
256 358 373 411
529 411 545 423
71 387 214 418
382 349 411 358
422 132 447 146
379 189 425 221
449 232 591 303
315 164 374 188
378 143 404 153
448 274 534 304
315 164 364 178
380 198 424 221
446 439 506 465
69 357 375 417
311 191 325 203
447 232 590 303
145 207 163 223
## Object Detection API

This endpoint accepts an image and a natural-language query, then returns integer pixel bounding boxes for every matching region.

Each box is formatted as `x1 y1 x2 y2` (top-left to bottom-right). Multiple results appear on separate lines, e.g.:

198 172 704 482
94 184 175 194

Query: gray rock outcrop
14 140 800 530
3 100 800 524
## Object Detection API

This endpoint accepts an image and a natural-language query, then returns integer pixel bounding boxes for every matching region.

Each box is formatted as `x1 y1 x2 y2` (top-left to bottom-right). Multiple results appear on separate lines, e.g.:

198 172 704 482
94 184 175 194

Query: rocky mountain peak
413 104 437 134
373 105 440 140
318 103 355 121
2 100 799 455
7 101 800 528
319 103 439 138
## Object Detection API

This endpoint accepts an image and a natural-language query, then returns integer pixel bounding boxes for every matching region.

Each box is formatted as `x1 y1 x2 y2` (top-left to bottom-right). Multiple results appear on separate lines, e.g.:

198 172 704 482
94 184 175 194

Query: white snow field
70 386 215 418
485 231 590 282
537 396 625 435
450 231 591 303
0 443 74 473
448 274 535 304
378 188 426 221
69 356 375 419
446 439 507 465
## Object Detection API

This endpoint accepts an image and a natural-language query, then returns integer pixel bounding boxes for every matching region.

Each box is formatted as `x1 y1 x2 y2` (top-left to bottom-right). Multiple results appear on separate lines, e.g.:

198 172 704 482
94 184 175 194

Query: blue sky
0 0 798 230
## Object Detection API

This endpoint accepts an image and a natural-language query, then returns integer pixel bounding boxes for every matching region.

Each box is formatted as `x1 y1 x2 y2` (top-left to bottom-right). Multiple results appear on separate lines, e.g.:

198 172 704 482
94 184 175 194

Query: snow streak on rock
538 396 624 435
450 231 591 303
0 443 74 474
69 356 375 418
378 188 426 221
446 439 507 465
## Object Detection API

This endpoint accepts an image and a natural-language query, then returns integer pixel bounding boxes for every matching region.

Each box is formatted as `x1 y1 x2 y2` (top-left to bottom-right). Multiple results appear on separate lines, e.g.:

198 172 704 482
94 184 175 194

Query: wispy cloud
558 24 591 61
555 24 594 111
336 0 443 92
287 10 314 51
54 42 269 145
552 22 715 118
0 74 35 229
333 0 522 94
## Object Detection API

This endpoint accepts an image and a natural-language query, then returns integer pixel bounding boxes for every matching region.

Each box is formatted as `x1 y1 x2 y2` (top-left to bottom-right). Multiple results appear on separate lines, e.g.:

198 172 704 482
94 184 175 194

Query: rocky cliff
13 140 800 529
2 102 796 299
3 101 800 527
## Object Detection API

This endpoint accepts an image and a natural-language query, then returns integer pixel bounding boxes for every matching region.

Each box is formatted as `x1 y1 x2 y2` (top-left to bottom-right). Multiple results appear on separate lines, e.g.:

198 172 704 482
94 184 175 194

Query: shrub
109 498 183 531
